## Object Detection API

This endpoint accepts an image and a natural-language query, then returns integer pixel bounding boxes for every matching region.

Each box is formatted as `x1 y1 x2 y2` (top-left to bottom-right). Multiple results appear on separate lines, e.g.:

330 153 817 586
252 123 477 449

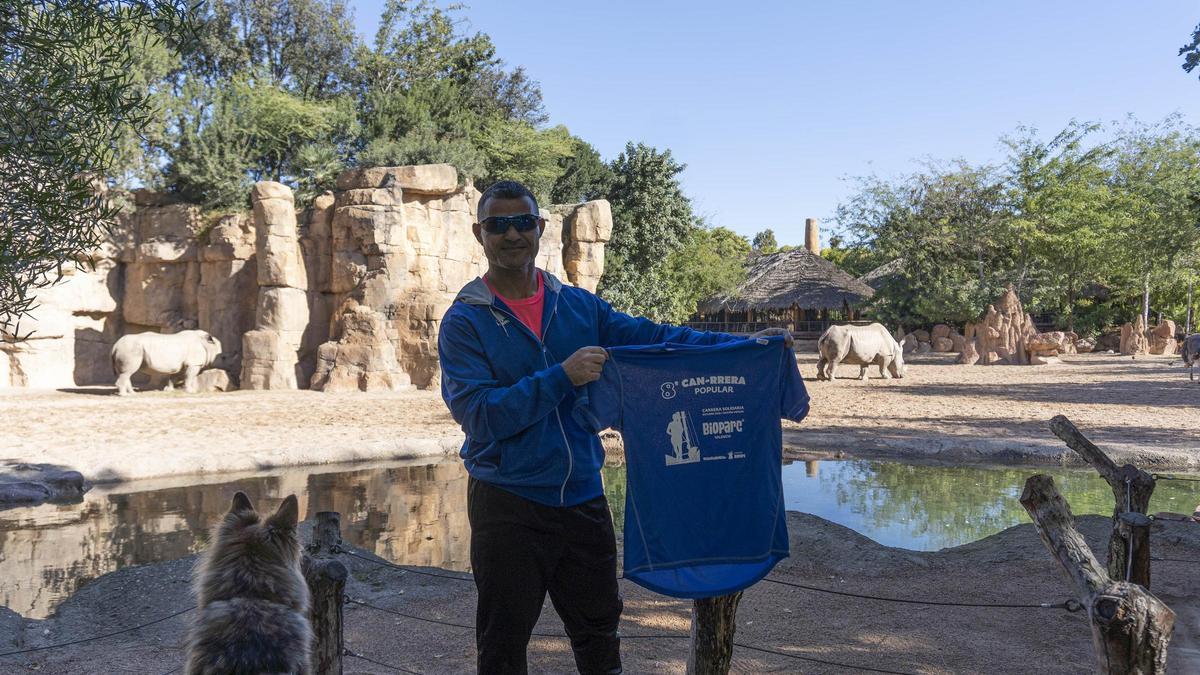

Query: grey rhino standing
816 323 907 382
111 330 223 395
1182 333 1200 382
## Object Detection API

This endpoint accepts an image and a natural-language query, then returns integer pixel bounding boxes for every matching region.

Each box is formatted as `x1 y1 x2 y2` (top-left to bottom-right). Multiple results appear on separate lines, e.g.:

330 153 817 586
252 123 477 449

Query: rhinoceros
816 323 906 382
1182 333 1200 382
111 329 223 395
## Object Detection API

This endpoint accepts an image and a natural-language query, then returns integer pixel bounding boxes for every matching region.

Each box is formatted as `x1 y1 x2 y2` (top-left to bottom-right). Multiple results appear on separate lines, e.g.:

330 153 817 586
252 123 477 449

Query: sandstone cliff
0 165 611 391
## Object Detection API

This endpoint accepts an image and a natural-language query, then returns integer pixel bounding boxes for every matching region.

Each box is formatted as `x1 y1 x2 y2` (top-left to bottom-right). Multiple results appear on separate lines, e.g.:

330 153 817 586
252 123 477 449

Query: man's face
473 195 544 271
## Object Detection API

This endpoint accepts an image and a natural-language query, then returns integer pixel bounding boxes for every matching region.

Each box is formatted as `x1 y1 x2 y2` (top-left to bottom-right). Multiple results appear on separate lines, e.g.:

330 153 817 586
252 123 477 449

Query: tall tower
805 218 819 254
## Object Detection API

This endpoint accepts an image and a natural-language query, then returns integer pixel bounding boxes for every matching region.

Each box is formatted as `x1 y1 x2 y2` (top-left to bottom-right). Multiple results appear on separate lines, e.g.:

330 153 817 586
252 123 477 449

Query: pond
0 457 1196 619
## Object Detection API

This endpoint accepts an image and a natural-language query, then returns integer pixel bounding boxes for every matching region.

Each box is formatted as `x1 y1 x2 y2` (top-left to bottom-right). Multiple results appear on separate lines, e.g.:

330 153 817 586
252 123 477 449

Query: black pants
467 476 623 675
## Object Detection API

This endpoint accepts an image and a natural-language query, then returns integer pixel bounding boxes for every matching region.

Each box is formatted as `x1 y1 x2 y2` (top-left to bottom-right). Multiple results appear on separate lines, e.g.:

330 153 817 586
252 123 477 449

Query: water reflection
782 459 1200 551
0 457 1196 619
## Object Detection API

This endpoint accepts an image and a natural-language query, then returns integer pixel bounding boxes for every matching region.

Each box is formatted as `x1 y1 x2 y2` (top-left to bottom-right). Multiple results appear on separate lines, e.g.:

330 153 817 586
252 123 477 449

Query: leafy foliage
551 138 615 204
598 143 700 321
751 229 778 253
1 0 195 337
836 119 1200 335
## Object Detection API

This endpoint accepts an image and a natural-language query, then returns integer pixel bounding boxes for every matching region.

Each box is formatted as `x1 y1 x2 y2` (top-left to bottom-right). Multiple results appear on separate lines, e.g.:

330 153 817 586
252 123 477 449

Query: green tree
166 76 358 209
356 0 551 186
184 0 359 98
551 139 615 204
1001 122 1116 332
751 229 778 253
837 162 1014 327
1180 21 1200 80
1106 117 1200 329
599 143 698 321
664 225 750 320
2 0 194 337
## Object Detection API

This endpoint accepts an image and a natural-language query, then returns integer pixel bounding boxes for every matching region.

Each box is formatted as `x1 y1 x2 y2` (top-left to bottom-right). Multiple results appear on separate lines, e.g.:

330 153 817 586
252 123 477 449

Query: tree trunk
1186 273 1194 336
1020 475 1175 674
1048 416 1156 585
1142 273 1151 335
687 592 742 675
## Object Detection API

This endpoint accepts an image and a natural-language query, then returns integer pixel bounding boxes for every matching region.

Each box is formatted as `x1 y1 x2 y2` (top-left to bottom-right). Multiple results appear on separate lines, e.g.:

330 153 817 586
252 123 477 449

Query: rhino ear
230 491 254 514
267 495 299 530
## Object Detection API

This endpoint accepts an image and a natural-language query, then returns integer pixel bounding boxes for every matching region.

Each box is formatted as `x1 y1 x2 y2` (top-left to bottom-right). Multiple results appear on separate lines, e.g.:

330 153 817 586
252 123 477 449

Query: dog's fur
185 493 312 675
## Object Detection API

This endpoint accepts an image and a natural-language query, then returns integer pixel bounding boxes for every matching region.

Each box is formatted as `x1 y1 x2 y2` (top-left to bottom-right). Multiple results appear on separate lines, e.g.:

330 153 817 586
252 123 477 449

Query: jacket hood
454 269 565 306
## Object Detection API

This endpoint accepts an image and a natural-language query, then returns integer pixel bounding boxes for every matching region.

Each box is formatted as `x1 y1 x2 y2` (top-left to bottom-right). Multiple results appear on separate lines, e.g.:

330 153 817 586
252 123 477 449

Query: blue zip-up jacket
438 269 740 507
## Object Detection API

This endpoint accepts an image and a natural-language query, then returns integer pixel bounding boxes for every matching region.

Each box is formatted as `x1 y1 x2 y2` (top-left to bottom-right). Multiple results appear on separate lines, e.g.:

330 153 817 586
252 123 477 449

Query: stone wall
0 165 612 391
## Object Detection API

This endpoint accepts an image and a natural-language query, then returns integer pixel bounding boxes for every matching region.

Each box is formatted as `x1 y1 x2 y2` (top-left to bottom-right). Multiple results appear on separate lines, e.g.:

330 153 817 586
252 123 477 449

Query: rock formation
0 164 613 391
1148 319 1177 356
956 286 1040 365
1120 315 1150 356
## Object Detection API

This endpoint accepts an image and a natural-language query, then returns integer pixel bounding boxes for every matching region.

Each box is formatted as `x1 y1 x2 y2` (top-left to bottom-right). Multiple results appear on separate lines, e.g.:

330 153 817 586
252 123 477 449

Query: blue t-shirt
573 335 810 599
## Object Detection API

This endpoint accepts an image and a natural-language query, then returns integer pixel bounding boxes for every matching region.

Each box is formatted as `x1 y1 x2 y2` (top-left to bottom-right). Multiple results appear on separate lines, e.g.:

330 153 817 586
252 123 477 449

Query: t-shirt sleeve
780 343 810 422
572 356 624 433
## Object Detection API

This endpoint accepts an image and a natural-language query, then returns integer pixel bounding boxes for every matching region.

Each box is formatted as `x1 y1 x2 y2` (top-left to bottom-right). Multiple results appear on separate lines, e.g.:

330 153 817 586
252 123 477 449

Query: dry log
1020 475 1174 674
304 511 347 675
1049 415 1156 584
687 592 743 675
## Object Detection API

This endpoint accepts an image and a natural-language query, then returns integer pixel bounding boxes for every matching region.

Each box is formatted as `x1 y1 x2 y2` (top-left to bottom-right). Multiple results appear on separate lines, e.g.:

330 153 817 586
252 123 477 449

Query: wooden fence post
687 592 742 675
1117 512 1152 588
304 511 347 675
1020 475 1174 674
1048 415 1157 585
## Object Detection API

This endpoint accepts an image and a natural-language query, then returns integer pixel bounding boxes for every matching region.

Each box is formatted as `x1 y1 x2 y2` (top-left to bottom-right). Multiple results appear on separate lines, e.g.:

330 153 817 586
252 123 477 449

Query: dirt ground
1 513 1196 674
1 351 1197 485
786 351 1199 471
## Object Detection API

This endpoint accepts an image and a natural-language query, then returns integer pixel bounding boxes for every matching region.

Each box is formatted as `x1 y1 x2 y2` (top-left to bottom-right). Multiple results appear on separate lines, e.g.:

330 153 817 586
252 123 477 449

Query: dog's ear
230 492 254 514
267 494 299 530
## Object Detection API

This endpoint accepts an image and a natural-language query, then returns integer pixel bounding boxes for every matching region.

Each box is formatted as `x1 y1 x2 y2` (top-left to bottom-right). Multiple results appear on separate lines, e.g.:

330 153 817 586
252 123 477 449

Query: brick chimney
805 218 819 254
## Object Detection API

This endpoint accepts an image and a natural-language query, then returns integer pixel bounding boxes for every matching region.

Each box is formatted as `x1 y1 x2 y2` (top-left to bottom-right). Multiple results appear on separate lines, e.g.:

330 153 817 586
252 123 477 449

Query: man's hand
562 346 608 386
749 327 794 349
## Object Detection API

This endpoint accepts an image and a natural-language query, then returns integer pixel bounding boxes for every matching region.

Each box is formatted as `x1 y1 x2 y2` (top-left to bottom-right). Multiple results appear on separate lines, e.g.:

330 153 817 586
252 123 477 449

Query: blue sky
352 1 1200 247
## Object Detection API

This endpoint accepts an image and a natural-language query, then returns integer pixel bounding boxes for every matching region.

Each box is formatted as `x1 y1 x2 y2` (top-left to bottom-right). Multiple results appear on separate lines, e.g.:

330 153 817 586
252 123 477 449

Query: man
438 180 790 674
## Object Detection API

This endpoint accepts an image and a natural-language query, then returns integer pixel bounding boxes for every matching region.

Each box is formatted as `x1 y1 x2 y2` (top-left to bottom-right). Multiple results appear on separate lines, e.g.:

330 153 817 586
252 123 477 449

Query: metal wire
732 641 918 675
0 605 195 659
340 546 1081 611
759 577 1082 611
344 645 422 674
337 547 475 582
349 597 915 674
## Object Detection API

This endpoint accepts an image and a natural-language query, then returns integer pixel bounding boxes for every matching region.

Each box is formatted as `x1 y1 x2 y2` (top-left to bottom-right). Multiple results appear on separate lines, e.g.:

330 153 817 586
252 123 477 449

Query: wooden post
1048 415 1156 585
304 511 347 675
1020 475 1174 674
1117 512 1152 588
687 592 742 675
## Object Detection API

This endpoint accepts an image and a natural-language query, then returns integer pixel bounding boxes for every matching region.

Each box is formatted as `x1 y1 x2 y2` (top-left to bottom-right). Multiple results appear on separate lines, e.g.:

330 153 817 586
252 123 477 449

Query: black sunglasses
480 213 540 235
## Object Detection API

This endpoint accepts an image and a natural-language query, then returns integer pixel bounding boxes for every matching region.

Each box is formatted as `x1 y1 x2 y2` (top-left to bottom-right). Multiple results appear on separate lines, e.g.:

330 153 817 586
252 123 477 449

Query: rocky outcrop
310 297 411 392
1120 315 1150 356
240 182 310 390
957 286 1039 365
2 165 612 391
1149 319 1177 356
559 200 612 293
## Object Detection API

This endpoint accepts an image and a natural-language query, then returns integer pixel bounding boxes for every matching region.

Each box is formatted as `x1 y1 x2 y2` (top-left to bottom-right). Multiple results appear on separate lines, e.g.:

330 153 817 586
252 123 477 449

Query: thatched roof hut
858 258 904 291
697 248 875 314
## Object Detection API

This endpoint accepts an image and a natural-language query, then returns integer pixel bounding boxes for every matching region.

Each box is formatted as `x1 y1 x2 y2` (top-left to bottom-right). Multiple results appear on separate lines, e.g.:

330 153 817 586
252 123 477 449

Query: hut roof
698 248 875 313
858 258 904 290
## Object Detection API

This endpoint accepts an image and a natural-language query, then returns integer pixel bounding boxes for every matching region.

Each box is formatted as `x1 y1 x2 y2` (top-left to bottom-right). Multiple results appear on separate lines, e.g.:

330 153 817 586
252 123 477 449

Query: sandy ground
1 513 1196 674
786 351 1199 471
1 351 1197 486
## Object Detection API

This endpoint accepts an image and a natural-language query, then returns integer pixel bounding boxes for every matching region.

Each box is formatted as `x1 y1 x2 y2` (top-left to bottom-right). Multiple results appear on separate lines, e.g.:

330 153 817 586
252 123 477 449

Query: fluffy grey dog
185 492 312 675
